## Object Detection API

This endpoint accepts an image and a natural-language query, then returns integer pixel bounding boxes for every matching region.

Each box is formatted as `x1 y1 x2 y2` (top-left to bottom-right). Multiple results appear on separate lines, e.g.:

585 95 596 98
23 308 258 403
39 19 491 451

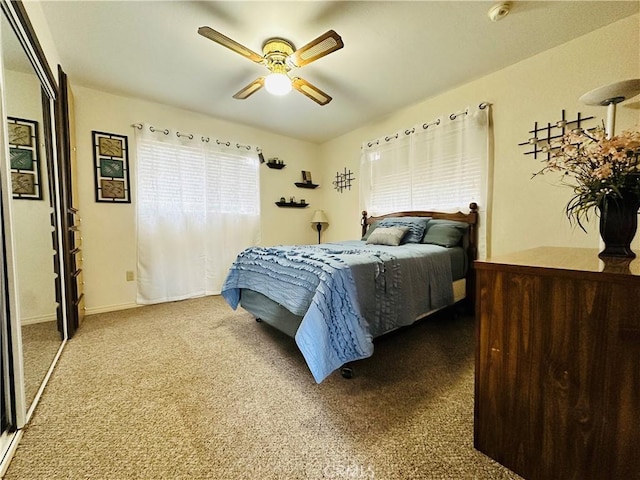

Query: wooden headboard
360 202 479 310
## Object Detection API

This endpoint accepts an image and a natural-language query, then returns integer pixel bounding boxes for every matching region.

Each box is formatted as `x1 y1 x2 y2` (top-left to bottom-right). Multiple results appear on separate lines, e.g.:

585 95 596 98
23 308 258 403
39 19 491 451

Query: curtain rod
363 102 491 148
131 123 262 153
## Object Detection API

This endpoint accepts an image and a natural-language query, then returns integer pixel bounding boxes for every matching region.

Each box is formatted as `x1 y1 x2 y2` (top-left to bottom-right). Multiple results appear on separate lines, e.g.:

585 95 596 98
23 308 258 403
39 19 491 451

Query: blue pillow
376 217 431 244
422 220 469 247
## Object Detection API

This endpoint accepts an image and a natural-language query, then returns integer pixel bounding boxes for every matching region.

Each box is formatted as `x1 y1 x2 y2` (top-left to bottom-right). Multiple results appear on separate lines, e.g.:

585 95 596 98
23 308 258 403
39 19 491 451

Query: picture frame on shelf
92 130 131 203
8 117 42 200
302 170 312 183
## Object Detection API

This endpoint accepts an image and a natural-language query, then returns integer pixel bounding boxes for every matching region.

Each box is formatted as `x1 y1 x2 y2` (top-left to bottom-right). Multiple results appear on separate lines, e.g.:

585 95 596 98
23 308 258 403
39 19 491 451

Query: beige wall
319 14 640 259
71 86 321 313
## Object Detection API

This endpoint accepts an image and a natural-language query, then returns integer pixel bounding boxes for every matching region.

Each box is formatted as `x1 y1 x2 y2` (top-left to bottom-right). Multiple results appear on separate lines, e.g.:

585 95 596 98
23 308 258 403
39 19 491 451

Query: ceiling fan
198 26 343 106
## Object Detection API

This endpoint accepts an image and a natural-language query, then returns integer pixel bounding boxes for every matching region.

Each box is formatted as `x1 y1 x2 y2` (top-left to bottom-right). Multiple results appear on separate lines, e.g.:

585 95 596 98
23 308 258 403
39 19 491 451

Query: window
135 125 260 304
360 104 491 257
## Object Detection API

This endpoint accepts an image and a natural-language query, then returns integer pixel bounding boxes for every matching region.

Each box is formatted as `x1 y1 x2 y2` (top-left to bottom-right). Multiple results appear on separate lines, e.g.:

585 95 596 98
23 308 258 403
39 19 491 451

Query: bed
221 203 478 383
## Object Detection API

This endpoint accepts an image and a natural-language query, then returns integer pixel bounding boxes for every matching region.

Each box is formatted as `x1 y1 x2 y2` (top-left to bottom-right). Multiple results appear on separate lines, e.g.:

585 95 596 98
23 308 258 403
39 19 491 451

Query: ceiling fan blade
289 30 344 67
233 77 265 99
198 26 264 64
292 77 332 106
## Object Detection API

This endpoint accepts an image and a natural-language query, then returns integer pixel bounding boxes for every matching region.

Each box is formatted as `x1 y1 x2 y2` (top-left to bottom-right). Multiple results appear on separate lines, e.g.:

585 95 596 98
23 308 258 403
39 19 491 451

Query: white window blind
409 126 484 211
206 149 260 215
362 136 412 214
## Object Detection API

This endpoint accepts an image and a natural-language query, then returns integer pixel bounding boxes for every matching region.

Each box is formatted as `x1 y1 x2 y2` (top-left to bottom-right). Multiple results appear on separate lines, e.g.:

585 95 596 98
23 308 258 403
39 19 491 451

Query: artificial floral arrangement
533 125 640 231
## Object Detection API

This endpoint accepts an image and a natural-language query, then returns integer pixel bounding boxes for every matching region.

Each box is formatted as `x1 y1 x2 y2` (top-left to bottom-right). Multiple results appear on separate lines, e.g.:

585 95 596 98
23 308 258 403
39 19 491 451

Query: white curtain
360 104 491 258
135 125 260 304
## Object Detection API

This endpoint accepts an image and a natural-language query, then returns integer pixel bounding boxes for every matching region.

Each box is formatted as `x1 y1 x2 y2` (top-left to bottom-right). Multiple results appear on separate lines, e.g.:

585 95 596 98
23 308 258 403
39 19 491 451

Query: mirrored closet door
0 0 68 445
2 9 62 413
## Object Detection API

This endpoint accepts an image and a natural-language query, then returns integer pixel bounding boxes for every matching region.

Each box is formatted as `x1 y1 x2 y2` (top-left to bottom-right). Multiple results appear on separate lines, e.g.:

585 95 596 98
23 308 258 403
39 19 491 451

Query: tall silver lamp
311 210 329 244
579 79 640 138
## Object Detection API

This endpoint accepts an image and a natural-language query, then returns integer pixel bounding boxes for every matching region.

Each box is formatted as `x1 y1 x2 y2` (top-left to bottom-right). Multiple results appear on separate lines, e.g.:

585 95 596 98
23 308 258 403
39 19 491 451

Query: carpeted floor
4 295 522 479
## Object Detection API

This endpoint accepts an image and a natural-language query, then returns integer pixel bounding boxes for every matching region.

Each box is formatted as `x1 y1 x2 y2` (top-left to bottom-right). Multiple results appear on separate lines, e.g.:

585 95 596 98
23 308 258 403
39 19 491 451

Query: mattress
236 242 467 338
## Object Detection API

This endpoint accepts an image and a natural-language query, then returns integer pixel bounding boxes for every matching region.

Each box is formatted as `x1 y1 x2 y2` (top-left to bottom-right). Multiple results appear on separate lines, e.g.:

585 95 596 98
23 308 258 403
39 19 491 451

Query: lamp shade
579 79 640 106
311 210 329 225
579 79 640 138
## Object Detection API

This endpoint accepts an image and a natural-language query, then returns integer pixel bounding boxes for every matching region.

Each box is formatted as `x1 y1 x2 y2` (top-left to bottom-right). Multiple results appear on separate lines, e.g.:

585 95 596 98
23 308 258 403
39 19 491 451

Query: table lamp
311 210 329 244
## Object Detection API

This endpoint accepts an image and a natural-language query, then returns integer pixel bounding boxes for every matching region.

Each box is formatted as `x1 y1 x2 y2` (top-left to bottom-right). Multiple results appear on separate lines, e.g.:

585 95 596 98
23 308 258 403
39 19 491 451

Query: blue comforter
221 241 453 383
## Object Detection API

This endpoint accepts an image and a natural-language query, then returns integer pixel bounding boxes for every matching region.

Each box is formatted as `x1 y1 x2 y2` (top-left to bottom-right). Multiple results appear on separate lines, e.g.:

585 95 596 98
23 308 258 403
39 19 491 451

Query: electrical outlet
126 270 134 281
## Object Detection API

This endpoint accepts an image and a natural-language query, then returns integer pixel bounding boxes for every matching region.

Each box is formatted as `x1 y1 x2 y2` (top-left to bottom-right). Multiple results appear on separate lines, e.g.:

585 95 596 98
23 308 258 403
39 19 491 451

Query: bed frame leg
340 364 354 379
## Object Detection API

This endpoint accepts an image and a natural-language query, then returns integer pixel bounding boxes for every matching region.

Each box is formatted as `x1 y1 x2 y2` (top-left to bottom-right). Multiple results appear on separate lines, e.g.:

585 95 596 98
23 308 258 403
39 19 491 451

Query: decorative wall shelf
294 182 318 189
276 201 309 208
266 161 286 169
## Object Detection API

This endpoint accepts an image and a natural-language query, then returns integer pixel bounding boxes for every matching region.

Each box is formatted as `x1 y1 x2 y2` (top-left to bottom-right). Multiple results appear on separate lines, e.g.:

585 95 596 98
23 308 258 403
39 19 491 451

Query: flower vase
598 194 640 258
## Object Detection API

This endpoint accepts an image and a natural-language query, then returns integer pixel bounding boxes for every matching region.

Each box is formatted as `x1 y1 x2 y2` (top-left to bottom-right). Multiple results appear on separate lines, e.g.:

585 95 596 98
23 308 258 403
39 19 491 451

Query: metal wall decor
92 130 131 203
333 168 355 193
8 117 42 200
518 110 595 160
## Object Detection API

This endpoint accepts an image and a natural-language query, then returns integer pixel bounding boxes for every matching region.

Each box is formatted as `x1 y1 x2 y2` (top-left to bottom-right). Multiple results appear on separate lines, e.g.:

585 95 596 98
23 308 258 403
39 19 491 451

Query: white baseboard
85 303 141 316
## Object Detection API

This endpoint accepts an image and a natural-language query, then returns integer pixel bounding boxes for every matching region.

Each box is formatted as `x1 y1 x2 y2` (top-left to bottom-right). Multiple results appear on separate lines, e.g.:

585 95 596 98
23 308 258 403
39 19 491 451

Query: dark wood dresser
474 247 640 480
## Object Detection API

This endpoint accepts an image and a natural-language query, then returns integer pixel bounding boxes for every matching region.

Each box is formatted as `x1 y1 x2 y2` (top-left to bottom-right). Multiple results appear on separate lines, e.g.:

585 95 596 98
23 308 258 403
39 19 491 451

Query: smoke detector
488 2 511 22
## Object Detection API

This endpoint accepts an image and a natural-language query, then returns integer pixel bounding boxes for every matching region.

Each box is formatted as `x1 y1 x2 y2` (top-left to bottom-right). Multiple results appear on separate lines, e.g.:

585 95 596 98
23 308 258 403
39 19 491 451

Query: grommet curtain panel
135 124 261 304
360 104 492 258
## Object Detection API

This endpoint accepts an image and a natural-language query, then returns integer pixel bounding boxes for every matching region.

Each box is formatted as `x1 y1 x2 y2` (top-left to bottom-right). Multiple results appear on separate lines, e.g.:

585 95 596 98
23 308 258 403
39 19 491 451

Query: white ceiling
40 1 639 144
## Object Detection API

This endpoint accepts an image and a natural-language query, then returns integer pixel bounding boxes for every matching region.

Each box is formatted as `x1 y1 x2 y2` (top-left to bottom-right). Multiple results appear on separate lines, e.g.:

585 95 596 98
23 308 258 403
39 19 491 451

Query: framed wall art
8 117 42 200
92 130 131 203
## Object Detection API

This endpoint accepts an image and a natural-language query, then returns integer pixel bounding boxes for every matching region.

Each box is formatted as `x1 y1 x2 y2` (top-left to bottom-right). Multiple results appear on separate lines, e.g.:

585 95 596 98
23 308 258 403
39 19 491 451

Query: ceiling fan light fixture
265 72 292 96
199 27 343 105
